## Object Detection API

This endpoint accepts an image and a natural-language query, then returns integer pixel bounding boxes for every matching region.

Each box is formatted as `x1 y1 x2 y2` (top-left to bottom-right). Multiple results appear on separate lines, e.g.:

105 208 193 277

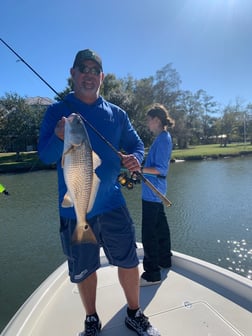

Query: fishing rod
77 115 172 207
1 38 172 207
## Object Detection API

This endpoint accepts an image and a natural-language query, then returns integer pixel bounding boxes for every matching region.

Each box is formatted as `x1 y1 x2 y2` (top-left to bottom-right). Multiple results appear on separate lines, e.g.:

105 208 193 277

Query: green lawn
171 143 252 160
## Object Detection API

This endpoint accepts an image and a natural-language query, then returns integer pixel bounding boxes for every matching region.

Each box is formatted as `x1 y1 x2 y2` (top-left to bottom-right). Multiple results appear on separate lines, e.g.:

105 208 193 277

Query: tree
221 107 240 142
245 103 252 144
101 74 134 114
55 78 73 101
194 90 218 143
0 93 44 153
153 63 181 109
129 77 155 145
173 90 201 148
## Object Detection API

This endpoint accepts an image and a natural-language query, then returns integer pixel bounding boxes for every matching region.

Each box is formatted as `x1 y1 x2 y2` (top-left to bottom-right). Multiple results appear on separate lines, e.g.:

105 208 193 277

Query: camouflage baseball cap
73 49 103 70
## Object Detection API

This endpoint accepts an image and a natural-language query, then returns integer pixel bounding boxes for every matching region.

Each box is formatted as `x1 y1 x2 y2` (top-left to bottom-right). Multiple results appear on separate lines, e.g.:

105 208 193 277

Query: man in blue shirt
38 49 160 336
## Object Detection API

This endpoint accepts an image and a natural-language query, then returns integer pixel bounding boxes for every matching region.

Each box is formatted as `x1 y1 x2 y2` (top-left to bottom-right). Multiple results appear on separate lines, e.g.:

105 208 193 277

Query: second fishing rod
1 38 172 207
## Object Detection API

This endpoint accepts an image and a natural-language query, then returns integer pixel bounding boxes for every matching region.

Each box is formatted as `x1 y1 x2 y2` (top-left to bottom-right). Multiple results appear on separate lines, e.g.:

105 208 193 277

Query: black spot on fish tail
71 225 97 245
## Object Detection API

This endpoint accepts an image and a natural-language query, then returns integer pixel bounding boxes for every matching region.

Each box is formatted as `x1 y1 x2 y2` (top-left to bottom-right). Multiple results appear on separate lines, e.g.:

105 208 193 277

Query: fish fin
63 145 75 157
61 145 75 168
87 172 100 213
61 192 74 208
71 222 97 244
87 152 102 213
92 151 102 170
61 154 65 168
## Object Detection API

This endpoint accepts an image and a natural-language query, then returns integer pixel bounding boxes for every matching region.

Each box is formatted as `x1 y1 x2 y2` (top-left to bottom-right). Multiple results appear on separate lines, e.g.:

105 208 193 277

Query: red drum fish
62 113 101 244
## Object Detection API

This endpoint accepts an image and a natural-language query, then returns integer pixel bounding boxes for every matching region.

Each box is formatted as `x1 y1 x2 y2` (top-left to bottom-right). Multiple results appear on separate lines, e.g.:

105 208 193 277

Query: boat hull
1 246 251 336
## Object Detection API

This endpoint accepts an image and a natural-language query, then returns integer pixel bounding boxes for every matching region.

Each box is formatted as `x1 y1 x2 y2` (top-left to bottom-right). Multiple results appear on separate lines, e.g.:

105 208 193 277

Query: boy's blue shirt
38 93 144 219
142 131 172 203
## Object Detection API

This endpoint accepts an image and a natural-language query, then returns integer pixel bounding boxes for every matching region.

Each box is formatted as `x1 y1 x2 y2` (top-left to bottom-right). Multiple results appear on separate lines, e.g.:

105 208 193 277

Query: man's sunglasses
78 64 101 76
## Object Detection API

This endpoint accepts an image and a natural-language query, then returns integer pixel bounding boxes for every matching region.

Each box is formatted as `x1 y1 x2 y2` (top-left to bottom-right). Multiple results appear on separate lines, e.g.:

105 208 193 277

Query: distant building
25 96 54 106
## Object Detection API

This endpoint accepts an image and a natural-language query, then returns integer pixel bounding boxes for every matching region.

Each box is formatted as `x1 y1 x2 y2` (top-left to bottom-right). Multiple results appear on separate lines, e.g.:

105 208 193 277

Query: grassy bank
171 143 252 160
0 143 252 173
0 151 55 173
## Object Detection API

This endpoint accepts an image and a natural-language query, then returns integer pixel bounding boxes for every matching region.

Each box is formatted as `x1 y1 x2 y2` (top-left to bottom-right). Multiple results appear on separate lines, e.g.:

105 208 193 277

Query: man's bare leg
118 266 140 309
77 271 97 315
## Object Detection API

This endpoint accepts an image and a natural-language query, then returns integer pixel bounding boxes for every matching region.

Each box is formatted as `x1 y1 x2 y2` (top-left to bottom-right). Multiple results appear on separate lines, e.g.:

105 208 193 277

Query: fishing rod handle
135 171 172 207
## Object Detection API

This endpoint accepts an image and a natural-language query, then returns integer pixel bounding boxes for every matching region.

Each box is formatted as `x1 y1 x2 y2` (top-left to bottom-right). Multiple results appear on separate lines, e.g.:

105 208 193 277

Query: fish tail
71 222 97 244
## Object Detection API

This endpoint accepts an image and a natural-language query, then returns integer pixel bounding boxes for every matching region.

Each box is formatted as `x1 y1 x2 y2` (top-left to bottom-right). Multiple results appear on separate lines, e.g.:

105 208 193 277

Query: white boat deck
1 247 252 336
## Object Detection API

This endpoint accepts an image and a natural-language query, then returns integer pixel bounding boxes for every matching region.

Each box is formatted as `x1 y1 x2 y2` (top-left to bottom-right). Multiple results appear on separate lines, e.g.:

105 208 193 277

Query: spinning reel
117 172 141 190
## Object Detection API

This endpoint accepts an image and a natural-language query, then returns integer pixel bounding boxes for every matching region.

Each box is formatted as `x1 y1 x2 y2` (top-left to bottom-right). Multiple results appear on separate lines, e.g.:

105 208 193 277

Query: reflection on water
170 157 252 280
0 156 251 332
218 238 252 276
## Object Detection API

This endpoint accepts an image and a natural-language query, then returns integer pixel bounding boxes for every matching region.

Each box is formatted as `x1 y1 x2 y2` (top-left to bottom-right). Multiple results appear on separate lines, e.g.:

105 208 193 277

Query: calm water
0 156 251 332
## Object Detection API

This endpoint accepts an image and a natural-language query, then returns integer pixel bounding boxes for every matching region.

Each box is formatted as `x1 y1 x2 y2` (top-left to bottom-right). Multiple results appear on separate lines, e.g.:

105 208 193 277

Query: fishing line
1 38 172 206
0 38 62 99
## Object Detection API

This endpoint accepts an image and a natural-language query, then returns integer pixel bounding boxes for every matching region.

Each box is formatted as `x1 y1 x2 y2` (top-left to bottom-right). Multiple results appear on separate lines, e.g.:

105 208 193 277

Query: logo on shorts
74 269 88 281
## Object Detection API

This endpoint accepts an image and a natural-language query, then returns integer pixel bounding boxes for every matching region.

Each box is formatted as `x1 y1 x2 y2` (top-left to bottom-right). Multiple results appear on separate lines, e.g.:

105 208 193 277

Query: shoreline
1 150 252 174
170 150 252 162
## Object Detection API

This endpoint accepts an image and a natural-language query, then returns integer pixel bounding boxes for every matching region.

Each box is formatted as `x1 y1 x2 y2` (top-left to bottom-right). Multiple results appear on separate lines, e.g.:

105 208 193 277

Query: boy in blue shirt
140 103 175 286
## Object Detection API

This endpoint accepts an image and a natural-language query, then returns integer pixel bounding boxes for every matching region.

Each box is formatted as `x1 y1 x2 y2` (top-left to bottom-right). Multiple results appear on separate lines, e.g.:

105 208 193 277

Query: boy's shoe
79 315 102 336
140 272 161 287
139 277 161 287
125 308 161 336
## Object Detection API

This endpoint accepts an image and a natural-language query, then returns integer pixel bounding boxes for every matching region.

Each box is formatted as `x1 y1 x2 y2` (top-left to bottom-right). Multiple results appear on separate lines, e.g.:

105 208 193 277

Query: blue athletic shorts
59 206 139 283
